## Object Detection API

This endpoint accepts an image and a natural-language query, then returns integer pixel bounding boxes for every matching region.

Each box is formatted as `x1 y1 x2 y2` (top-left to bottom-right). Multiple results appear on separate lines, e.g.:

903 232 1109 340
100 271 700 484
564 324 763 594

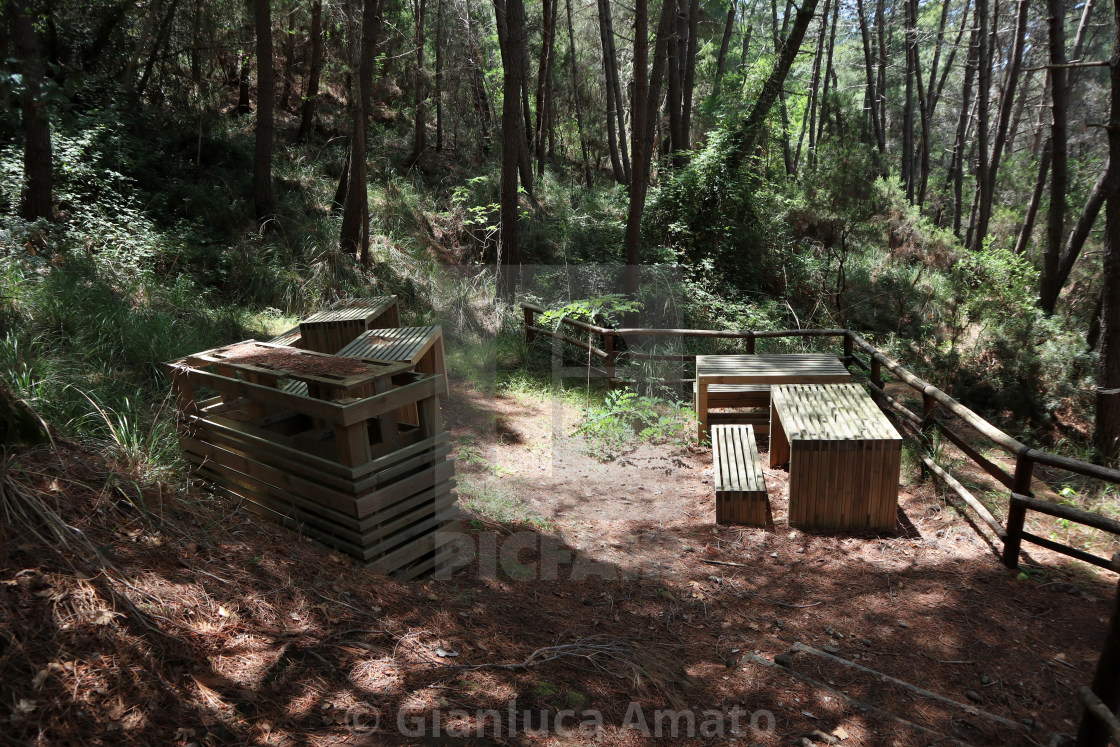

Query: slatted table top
771 383 900 442
300 300 396 329
696 353 852 382
338 326 442 365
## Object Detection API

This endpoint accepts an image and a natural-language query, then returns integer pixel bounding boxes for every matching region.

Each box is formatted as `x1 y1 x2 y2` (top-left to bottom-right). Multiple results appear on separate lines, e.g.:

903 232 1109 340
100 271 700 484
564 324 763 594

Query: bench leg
696 382 709 442
769 407 789 468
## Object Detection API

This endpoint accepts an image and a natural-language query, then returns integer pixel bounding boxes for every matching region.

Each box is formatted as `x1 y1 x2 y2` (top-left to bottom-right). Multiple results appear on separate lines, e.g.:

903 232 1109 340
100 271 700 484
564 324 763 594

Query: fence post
1076 557 1120 747
524 306 535 344
1002 450 1035 569
843 333 853 363
604 333 616 382
746 333 756 354
871 356 883 390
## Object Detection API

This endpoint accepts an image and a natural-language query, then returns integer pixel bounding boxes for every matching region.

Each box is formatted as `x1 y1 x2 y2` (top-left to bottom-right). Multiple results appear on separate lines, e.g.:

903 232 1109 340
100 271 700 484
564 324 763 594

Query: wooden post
524 306 535 344
1076 560 1120 747
604 333 616 381
871 356 882 390
843 333 853 363
1002 450 1035 568
746 334 756 354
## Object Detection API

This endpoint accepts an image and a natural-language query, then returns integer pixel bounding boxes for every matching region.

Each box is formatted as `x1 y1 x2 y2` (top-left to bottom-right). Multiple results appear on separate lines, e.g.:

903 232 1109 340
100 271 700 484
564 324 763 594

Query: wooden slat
712 424 768 526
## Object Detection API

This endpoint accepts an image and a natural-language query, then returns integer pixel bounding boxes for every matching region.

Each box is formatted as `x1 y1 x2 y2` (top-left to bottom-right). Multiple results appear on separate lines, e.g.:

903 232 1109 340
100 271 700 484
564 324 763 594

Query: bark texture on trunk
297 0 323 142
10 0 53 222
252 0 275 223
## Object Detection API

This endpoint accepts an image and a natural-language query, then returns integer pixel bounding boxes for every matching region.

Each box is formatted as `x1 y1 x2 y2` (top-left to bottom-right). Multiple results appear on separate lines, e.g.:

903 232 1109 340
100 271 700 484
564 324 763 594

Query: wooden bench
712 424 770 526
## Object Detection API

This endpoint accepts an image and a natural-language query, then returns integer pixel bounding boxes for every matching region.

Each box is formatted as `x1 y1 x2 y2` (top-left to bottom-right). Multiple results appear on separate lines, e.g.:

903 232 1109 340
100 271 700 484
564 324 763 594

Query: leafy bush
575 389 695 460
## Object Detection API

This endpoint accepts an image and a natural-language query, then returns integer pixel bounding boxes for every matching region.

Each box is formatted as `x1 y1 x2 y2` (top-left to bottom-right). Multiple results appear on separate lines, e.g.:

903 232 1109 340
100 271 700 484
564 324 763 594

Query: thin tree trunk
534 0 558 172
464 0 494 147
949 27 979 237
740 3 752 68
1039 0 1069 313
714 1 735 95
137 0 180 97
902 0 915 201
297 0 322 141
435 0 443 151
123 0 162 87
411 0 428 161
623 0 676 299
10 0 52 221
1089 0 1120 467
596 0 630 183
814 0 838 153
340 0 378 262
253 0 274 223
566 0 591 182
875 0 887 147
975 0 1028 247
665 7 683 160
494 0 528 296
1014 136 1051 255
969 0 991 249
680 0 699 153
856 0 884 153
279 9 296 110
772 0 794 176
1050 162 1110 302
798 0 829 171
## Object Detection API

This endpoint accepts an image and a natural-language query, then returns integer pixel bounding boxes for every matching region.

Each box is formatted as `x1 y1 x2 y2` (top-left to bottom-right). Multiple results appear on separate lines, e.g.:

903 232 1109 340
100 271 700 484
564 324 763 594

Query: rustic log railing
523 300 1120 745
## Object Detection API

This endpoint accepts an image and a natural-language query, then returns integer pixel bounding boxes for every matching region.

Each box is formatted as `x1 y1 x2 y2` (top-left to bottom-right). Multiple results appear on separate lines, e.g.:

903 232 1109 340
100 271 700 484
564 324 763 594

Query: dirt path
442 380 1116 745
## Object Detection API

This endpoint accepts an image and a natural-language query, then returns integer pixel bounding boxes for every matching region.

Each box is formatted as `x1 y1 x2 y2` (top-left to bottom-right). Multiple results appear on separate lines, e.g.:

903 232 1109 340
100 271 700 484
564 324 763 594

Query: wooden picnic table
695 353 851 439
770 383 902 531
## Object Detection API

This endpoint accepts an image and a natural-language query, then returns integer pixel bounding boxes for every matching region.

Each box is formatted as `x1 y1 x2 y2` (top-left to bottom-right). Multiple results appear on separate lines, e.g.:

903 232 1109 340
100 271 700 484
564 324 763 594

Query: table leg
696 380 709 441
769 404 789 468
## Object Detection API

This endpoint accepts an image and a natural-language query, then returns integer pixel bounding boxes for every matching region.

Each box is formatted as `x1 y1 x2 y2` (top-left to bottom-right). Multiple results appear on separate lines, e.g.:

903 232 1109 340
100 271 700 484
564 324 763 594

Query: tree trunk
494 0 529 296
435 0 443 151
771 0 794 176
623 0 676 300
949 28 979 238
714 1 735 95
534 0 558 173
797 0 828 171
297 0 322 142
1014 137 1051 255
279 8 296 110
814 0 838 154
10 0 53 222
1047 162 1110 306
340 0 379 263
679 0 699 153
975 0 1028 248
464 0 494 147
665 7 683 161
411 0 428 161
566 0 591 183
902 0 916 201
137 0 180 97
252 0 275 224
875 0 887 148
855 0 885 154
969 0 991 249
236 46 252 115
1039 0 1069 313
1090 0 1120 467
596 0 630 184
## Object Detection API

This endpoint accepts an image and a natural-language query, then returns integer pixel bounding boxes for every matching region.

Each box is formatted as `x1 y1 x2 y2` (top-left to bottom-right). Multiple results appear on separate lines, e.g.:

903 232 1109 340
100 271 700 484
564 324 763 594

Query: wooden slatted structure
770 383 901 531
695 354 852 439
166 339 458 578
711 424 769 526
299 296 400 354
338 326 446 376
268 326 304 348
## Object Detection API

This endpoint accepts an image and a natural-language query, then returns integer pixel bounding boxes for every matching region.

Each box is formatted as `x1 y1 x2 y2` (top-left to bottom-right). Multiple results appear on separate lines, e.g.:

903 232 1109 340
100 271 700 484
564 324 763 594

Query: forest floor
1 377 1115 746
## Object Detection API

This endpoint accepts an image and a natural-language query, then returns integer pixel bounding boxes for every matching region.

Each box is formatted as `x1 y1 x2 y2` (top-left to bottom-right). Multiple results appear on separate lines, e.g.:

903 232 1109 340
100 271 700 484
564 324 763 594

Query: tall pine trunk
1089 0 1120 467
410 0 428 161
340 0 378 263
253 0 275 223
297 0 322 141
597 0 630 184
566 0 591 183
1039 0 1069 312
10 0 53 221
494 0 529 296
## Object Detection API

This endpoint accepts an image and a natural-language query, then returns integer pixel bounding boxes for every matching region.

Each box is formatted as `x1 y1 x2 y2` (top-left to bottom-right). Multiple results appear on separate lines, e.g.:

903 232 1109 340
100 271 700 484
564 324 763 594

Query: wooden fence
522 301 1120 746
